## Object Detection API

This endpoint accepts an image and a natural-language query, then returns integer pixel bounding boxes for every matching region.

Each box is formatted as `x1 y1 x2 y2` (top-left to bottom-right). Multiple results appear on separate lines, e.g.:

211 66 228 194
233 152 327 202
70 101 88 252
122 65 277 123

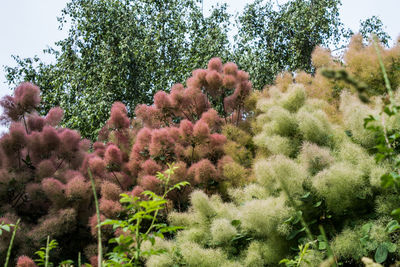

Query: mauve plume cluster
0 58 252 264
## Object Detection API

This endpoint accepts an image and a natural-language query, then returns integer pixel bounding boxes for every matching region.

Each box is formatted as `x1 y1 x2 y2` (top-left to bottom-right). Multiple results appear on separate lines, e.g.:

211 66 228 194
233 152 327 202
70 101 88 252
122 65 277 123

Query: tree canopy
4 0 389 139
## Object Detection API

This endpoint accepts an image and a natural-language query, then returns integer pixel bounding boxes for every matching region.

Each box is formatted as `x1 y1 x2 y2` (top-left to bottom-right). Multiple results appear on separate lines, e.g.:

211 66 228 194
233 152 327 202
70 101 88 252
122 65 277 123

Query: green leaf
361 223 373 235
287 227 305 240
2 225 10 232
375 244 388 263
391 208 400 217
300 192 310 199
384 242 397 253
360 235 370 247
313 201 322 207
386 220 400 233
381 173 394 188
231 220 241 227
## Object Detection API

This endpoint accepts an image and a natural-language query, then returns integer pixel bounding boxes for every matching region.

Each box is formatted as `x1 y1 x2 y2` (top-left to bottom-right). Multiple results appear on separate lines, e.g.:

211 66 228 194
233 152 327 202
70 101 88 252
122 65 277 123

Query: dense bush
142 37 400 267
0 82 91 261
2 36 400 266
0 59 254 264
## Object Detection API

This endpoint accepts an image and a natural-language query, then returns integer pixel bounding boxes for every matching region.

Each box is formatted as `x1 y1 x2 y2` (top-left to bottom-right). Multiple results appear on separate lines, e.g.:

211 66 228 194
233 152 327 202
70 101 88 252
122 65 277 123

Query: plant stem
319 225 337 267
45 236 50 267
373 37 393 100
88 168 103 267
280 179 313 242
4 219 20 267
135 217 141 263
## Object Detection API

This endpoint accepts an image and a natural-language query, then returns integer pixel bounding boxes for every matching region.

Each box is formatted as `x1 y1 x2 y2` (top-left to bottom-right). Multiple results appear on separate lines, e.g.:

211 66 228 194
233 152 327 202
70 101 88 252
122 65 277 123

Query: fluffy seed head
223 74 237 88
142 159 162 175
313 162 367 214
149 128 175 158
16 256 37 267
41 126 60 151
154 91 172 109
140 175 161 193
239 196 292 238
104 144 123 169
312 46 334 68
179 119 194 137
254 155 307 197
237 70 249 81
200 108 221 129
188 159 218 184
193 69 208 83
208 57 223 72
41 178 65 203
45 107 64 126
210 218 237 244
60 129 81 152
37 160 56 179
109 102 130 129
135 127 152 147
14 82 41 111
193 120 210 140
131 185 144 198
299 142 333 175
100 199 122 218
88 156 106 176
27 115 45 132
223 62 238 76
206 70 223 90
9 123 27 148
101 181 122 201
66 176 90 201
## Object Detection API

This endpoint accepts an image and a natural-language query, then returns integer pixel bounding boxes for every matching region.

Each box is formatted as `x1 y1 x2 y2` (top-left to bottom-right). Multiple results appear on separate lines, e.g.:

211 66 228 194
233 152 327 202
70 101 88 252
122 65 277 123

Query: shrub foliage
2 36 400 266
0 59 254 264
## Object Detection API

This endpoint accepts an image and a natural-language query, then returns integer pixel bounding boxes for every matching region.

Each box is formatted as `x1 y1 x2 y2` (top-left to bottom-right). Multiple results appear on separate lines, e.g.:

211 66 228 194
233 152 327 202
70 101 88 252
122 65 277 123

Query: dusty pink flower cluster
0 58 252 263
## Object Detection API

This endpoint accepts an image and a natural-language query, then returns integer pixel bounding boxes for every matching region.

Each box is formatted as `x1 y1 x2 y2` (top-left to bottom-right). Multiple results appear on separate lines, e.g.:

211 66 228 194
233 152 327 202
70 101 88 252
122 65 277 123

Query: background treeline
4 0 390 139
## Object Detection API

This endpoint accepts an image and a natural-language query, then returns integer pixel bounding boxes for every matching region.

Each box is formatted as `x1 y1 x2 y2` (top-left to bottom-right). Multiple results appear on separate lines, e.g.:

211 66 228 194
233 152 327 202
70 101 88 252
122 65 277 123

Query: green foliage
279 242 312 267
359 16 391 47
100 163 189 266
235 0 343 90
4 219 19 267
34 237 58 267
0 221 14 236
5 0 231 139
4 0 374 139
142 39 400 266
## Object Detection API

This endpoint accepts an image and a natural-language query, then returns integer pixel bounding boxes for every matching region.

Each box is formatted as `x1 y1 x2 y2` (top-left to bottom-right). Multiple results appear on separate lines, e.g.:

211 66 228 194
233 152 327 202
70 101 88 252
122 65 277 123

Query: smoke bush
144 38 400 266
239 196 293 238
210 218 237 244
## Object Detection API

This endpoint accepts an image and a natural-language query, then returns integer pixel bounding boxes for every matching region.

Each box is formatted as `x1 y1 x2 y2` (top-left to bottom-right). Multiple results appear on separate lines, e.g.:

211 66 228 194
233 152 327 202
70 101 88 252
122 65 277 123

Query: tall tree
5 0 390 138
5 0 231 139
234 0 343 90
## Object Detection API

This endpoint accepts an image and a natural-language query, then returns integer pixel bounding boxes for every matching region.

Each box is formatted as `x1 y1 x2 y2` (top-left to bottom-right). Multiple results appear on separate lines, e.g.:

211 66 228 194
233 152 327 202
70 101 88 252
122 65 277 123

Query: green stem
135 218 141 263
4 219 20 267
373 37 393 101
280 179 313 242
45 236 50 267
319 225 337 267
88 168 103 267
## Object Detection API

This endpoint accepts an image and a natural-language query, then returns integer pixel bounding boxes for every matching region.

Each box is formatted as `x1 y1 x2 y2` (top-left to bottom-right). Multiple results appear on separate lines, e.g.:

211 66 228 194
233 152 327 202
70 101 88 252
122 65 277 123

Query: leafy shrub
0 58 254 263
143 38 400 266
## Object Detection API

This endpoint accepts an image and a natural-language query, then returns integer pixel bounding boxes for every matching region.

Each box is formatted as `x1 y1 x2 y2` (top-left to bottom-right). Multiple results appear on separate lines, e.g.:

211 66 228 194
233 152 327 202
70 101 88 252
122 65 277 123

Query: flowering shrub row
141 36 400 267
0 59 254 263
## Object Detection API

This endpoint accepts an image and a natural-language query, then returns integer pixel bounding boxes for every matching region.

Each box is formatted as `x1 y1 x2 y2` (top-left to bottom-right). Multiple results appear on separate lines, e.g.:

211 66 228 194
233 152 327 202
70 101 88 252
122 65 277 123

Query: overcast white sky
0 0 398 123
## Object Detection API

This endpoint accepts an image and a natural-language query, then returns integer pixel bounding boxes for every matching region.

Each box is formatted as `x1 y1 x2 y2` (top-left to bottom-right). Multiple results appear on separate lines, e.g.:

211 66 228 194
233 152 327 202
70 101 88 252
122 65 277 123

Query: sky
0 0 398 130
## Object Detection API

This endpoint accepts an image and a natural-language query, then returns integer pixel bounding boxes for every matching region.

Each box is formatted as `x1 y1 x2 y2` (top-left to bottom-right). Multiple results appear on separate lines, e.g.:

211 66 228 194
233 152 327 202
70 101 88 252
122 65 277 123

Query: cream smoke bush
145 36 400 266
